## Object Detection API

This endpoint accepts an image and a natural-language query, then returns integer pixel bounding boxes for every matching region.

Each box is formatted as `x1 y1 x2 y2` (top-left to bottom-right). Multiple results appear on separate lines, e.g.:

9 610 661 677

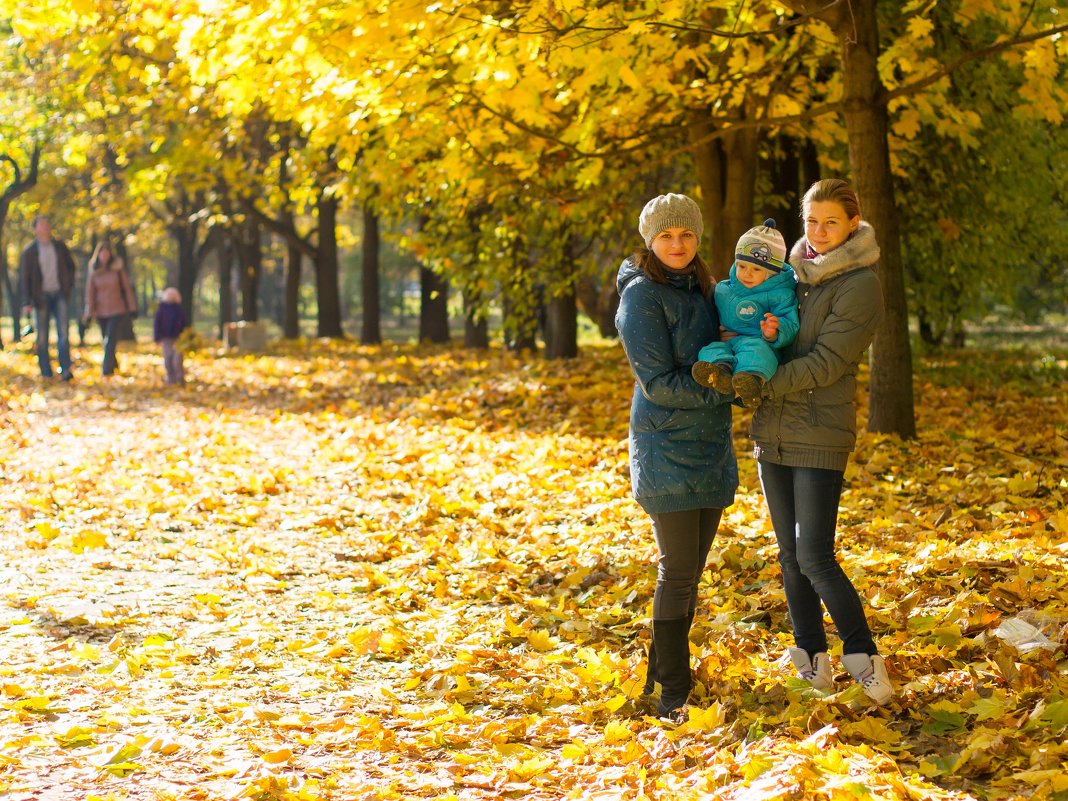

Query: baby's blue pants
697 335 778 380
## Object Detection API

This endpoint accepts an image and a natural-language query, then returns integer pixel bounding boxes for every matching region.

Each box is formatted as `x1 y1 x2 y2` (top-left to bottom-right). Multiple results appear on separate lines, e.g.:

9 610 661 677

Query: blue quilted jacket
615 258 738 514
715 263 799 344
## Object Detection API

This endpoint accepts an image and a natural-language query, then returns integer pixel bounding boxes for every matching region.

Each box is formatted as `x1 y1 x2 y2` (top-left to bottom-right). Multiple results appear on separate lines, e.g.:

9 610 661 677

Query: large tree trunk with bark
692 117 728 280
0 236 11 347
692 115 759 280
463 289 489 348
112 240 137 342
283 237 301 339
217 232 235 340
418 266 450 343
503 291 539 353
172 221 200 327
826 0 916 437
315 194 344 338
236 216 262 322
543 235 580 359
767 135 805 249
777 0 916 438
721 125 760 271
544 287 578 359
361 205 381 345
0 144 41 343
575 273 618 338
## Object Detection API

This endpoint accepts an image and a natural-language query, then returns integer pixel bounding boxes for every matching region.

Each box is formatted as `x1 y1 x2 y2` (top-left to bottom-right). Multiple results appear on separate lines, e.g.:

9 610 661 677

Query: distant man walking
20 214 77 380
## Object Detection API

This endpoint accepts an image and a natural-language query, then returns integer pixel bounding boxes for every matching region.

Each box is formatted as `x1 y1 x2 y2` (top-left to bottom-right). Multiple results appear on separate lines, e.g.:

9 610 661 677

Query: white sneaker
787 647 833 690
842 653 893 705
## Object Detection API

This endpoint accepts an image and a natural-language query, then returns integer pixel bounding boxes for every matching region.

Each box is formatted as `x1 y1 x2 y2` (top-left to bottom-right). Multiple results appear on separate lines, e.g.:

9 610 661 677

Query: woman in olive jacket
615 193 738 720
750 178 893 705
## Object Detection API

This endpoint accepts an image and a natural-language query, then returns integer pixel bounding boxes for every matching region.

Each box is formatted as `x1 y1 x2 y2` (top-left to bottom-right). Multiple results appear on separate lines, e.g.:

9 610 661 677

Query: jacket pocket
633 403 675 433
647 406 675 432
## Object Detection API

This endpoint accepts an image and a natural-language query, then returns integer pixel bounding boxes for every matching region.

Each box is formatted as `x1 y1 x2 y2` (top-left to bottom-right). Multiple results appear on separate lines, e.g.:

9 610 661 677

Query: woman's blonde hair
802 178 862 220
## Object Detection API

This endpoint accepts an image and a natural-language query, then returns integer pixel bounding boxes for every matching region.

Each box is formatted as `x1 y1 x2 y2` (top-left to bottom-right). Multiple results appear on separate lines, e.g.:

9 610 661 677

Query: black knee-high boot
652 617 691 717
644 610 694 695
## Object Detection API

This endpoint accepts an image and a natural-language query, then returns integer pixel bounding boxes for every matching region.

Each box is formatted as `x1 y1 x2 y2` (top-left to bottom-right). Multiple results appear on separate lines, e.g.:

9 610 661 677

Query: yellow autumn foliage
0 336 1064 801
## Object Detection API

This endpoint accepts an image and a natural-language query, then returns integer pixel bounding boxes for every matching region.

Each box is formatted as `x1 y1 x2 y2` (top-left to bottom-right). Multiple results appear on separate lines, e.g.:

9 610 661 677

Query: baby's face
736 262 771 289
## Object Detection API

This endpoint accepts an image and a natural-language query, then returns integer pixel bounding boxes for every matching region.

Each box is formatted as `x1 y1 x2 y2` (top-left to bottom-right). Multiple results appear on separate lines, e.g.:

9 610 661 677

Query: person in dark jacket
19 214 78 380
750 178 893 705
153 287 188 385
83 240 137 377
615 193 738 721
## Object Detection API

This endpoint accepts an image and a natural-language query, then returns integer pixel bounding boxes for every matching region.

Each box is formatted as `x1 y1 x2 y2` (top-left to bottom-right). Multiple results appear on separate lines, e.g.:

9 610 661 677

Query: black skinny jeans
649 508 722 620
758 460 877 657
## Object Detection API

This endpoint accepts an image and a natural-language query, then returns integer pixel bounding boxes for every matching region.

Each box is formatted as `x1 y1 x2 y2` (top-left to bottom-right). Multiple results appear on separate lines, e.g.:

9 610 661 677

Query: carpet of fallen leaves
0 334 1065 801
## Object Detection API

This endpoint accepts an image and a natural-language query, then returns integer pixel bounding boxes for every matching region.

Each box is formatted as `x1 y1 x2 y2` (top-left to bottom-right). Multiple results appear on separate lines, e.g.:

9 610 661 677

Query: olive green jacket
750 223 883 472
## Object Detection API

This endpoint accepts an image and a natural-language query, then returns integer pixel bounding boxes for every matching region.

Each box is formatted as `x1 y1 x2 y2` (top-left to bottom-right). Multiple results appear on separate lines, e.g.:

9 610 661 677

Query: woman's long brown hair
630 247 713 298
88 240 116 272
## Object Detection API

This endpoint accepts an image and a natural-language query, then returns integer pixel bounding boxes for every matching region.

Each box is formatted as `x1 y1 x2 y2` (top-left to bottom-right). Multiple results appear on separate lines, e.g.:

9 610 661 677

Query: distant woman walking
751 178 893 705
615 193 738 722
83 241 136 378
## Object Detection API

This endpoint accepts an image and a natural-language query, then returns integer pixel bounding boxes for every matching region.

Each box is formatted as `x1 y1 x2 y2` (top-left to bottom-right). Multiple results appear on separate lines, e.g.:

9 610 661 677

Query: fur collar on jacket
790 221 880 287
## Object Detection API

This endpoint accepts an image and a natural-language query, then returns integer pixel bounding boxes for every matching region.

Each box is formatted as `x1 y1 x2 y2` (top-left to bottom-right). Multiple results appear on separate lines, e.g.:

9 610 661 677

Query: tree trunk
800 138 821 193
315 194 344 338
237 216 262 322
692 114 759 280
0 235 10 347
721 125 760 271
418 266 450 343
827 0 916 437
112 240 137 342
692 116 728 280
544 287 578 359
1 143 41 342
503 292 539 353
463 289 489 348
218 232 235 340
361 205 381 344
575 273 618 338
767 135 804 250
263 252 282 329
173 221 200 327
283 238 301 339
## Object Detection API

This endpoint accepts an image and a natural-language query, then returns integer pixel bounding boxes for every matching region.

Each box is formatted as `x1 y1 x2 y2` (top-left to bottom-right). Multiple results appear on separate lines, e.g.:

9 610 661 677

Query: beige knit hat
735 218 787 273
638 193 704 248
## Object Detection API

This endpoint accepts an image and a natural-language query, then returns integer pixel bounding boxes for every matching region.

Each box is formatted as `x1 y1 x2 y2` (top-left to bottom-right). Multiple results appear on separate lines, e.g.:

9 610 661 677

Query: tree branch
884 21 1068 102
462 17 1068 164
0 142 41 204
243 197 318 260
439 1 839 40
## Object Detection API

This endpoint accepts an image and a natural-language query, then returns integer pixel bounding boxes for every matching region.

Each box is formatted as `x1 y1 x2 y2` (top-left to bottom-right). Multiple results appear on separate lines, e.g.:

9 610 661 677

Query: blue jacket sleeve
617 282 726 410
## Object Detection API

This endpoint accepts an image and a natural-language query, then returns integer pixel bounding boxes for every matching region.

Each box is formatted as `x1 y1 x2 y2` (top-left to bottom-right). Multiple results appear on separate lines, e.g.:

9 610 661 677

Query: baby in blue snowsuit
691 219 799 408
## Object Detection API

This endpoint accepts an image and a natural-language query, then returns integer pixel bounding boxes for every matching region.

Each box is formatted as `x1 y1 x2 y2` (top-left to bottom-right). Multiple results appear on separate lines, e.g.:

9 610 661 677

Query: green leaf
923 707 968 736
967 695 1008 722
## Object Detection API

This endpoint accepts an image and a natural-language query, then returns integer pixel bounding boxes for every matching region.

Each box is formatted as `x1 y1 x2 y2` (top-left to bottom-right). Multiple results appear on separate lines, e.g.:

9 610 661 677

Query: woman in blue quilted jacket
615 193 738 721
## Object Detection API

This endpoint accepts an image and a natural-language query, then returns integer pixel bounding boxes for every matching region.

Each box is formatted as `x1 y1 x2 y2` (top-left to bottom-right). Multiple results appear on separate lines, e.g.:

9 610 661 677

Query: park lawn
0 336 1065 801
